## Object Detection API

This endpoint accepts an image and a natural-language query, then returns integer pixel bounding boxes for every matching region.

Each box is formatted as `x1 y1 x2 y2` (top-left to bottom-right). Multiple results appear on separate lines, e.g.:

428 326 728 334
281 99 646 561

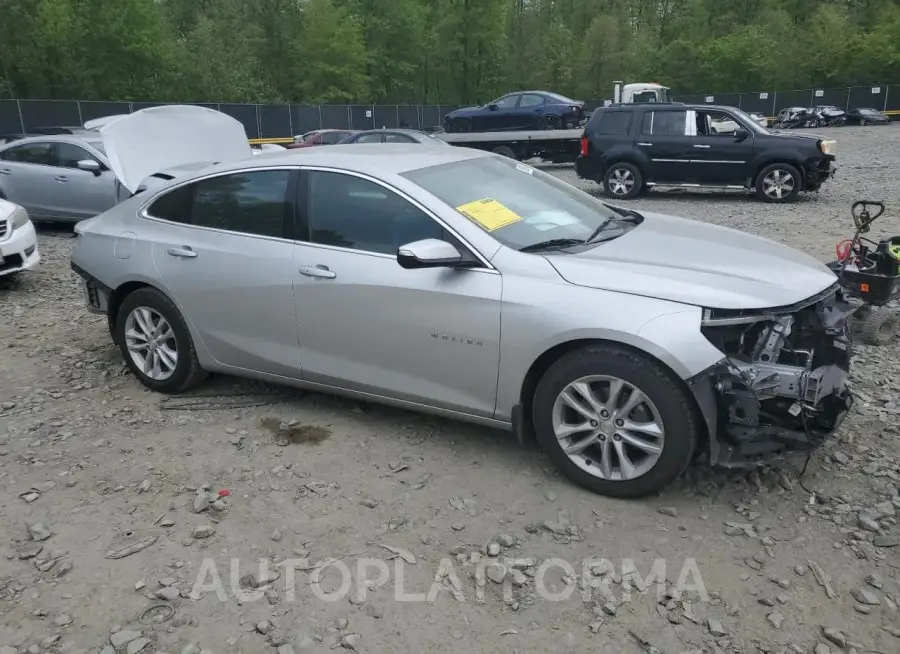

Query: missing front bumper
690 367 852 468
691 288 854 467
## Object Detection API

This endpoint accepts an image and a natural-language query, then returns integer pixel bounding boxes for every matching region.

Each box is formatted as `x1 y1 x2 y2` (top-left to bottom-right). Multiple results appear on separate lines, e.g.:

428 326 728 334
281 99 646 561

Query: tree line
1 0 899 106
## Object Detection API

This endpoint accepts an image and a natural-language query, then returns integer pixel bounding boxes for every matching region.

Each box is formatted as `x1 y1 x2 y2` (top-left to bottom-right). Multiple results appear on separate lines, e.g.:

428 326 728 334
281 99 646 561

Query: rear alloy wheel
451 118 472 133
602 162 643 199
541 115 561 130
532 345 699 498
116 287 207 393
756 163 801 203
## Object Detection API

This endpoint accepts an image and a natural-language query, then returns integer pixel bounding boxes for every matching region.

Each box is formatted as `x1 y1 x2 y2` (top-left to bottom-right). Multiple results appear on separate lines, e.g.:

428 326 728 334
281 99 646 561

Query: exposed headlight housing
9 205 30 231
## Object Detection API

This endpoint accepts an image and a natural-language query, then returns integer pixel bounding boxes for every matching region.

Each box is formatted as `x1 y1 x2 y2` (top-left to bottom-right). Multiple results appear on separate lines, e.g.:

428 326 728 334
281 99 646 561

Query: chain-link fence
1 86 897 142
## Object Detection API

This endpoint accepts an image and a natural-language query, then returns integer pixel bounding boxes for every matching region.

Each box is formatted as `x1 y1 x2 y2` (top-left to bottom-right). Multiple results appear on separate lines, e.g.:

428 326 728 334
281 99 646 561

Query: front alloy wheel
532 344 700 498
756 163 801 203
552 375 664 481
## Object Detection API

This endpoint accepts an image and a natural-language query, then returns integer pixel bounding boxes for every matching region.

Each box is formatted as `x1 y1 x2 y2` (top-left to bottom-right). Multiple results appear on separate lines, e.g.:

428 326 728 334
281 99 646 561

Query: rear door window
640 111 687 136
322 132 349 144
0 141 55 165
191 170 292 238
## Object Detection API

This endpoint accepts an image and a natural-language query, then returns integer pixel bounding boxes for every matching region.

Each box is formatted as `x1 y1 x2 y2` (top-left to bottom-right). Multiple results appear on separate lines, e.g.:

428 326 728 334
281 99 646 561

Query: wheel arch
601 155 647 181
516 337 707 445
751 156 806 190
106 280 164 342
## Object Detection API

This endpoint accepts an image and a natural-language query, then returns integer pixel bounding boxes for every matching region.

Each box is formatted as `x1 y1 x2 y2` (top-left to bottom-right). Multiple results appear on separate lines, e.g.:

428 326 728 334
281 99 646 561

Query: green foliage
1 0 899 103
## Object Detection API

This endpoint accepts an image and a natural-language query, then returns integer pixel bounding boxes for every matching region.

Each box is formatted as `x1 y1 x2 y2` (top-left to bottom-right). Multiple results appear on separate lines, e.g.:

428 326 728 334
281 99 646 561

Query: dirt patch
259 416 331 445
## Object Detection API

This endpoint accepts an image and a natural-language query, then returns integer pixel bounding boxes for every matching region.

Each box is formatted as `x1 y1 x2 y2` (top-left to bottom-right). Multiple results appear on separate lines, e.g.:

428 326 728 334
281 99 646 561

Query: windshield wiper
584 210 642 244
519 238 586 252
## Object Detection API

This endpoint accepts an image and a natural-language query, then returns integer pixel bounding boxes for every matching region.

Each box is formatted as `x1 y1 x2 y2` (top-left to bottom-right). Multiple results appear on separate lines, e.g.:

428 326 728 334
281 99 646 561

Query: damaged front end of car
689 283 855 467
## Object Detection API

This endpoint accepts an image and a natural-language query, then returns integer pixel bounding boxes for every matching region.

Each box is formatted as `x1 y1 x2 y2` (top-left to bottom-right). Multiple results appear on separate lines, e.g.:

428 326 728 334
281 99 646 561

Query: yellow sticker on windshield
455 198 523 231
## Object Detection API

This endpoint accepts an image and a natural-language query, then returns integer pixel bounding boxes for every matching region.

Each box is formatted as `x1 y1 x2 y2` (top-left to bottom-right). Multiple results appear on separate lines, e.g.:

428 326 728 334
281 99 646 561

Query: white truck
610 81 670 105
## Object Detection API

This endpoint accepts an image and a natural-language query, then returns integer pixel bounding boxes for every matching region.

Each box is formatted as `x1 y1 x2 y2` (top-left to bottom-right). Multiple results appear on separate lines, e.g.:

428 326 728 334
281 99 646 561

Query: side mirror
734 128 750 141
397 238 464 269
77 159 101 174
488 104 498 111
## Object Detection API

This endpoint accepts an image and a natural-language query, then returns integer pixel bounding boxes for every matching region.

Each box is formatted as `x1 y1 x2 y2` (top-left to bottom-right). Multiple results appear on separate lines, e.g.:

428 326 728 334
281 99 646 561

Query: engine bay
696 286 856 466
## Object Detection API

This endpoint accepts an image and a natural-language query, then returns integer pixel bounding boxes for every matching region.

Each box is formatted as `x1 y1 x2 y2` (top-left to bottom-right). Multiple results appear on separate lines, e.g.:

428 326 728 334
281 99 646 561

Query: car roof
182 143 491 180
0 133 105 148
353 128 427 135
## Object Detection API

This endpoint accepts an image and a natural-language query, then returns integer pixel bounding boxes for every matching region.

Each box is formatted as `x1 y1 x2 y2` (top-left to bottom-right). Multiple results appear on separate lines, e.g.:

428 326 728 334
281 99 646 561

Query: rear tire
115 287 207 394
860 119 868 127
857 308 899 346
755 163 801 203
531 344 700 498
541 115 561 130
602 162 643 199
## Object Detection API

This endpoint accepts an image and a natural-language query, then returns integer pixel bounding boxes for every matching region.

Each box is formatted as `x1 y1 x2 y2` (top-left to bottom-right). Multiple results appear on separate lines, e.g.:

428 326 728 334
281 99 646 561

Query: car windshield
729 108 769 134
402 156 637 251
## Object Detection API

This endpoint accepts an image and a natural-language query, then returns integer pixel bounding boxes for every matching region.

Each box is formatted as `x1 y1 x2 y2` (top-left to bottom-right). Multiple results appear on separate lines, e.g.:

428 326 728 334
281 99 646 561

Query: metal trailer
435 129 583 163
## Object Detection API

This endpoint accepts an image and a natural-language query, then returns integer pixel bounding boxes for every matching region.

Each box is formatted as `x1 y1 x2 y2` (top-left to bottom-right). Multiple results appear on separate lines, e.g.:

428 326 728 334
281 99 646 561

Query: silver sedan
0 134 123 222
71 144 853 498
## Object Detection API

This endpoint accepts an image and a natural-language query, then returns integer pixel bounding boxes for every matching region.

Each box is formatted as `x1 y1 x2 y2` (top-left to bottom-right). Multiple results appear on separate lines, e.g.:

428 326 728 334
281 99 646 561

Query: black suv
576 103 836 202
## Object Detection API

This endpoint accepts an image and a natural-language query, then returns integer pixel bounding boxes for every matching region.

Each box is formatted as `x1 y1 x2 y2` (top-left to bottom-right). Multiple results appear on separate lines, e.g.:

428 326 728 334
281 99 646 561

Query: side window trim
685 110 697 136
294 165 495 270
140 166 299 242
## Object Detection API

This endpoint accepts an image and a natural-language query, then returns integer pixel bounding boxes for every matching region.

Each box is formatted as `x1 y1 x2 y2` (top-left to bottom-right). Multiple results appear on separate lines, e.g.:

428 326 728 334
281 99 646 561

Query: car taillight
579 136 589 157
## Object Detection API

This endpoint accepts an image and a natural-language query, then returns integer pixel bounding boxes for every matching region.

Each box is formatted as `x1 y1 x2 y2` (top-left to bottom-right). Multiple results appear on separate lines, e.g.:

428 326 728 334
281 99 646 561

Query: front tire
115 287 207 394
602 162 643 199
755 163 801 203
532 344 700 498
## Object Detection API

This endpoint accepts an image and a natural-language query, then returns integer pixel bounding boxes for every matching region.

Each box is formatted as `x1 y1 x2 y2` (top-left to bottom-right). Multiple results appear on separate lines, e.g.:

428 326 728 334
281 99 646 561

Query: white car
0 198 40 278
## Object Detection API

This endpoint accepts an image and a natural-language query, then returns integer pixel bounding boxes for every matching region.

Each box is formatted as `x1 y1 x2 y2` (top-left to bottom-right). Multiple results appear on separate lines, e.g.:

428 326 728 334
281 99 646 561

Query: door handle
0 168 10 175
167 247 198 259
299 264 336 279
693 144 711 149
54 176 68 182
637 142 652 147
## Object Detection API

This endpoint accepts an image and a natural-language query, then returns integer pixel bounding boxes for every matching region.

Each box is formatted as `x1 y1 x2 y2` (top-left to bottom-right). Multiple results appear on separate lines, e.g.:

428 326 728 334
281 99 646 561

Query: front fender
492 261 727 422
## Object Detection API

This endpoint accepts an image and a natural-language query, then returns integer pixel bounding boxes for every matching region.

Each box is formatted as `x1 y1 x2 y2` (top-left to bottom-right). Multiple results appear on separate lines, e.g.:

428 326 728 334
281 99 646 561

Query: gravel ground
2 125 900 654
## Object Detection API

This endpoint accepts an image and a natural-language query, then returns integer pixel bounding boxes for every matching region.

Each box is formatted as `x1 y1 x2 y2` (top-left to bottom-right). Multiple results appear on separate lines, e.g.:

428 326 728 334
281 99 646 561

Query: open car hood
99 105 252 193
83 114 129 131
544 210 838 310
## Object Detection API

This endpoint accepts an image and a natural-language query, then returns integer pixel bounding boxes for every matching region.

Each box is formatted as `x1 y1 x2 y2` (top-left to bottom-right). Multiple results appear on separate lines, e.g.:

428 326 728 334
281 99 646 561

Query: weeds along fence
1 85 897 143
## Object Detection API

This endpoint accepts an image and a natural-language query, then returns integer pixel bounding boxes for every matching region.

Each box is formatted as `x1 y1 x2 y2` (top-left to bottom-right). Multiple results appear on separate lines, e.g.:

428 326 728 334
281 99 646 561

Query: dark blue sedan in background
443 91 586 133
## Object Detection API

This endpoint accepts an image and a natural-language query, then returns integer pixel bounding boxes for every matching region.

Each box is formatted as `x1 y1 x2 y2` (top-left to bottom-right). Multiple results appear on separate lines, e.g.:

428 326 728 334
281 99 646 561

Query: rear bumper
0 220 40 276
575 155 602 180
